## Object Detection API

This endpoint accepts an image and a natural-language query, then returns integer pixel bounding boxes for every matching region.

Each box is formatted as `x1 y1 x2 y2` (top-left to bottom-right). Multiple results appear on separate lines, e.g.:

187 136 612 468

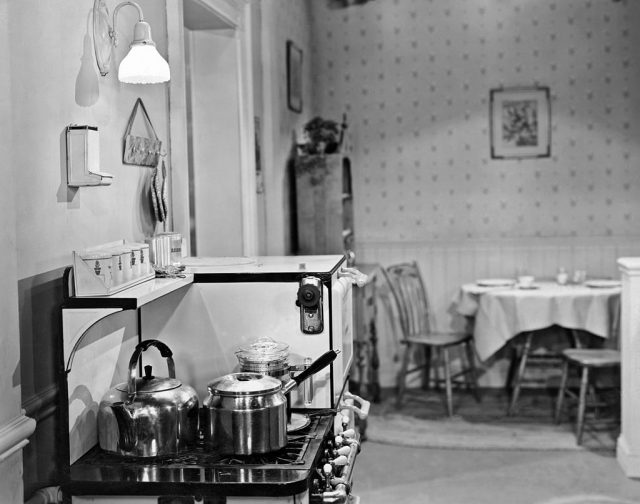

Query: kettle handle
126 339 176 398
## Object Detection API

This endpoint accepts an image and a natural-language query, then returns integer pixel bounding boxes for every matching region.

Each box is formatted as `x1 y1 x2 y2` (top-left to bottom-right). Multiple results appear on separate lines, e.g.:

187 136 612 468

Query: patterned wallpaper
309 0 640 243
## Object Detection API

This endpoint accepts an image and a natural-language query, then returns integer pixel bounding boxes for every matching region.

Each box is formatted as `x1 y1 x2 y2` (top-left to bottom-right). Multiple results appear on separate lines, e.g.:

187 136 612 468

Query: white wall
4 0 172 497
0 1 33 501
10 0 170 278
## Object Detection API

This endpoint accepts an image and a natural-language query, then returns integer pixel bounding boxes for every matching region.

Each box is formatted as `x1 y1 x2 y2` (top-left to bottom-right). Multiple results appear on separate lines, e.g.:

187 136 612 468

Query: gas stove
65 411 362 504
60 258 368 504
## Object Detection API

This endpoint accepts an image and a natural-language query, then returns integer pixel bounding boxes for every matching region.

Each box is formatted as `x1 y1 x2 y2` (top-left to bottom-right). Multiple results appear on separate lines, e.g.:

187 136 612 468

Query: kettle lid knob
143 365 154 380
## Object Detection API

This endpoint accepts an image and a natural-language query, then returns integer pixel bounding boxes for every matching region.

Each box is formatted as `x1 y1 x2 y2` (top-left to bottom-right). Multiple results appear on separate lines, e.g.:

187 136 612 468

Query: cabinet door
295 154 352 255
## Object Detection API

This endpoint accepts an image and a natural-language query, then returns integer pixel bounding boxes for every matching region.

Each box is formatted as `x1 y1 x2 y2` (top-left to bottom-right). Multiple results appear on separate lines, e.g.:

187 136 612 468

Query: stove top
67 413 334 498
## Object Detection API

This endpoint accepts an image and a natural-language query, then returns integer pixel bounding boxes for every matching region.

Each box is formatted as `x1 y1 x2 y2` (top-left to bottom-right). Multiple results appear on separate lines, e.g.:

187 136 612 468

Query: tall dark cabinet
294 153 354 258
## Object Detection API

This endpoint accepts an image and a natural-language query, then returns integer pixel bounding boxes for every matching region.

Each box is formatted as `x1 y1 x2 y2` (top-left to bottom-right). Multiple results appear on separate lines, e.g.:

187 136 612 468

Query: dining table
455 278 622 362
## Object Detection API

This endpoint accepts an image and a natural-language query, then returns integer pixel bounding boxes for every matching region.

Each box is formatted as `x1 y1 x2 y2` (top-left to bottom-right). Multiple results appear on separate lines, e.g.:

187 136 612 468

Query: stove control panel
310 393 369 504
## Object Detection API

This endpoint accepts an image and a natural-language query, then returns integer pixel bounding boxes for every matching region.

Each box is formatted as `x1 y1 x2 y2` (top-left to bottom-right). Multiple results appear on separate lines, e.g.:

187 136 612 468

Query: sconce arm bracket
93 0 144 75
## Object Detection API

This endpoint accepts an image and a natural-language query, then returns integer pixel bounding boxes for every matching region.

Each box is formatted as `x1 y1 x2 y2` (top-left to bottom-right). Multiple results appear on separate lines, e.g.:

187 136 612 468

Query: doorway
166 0 258 257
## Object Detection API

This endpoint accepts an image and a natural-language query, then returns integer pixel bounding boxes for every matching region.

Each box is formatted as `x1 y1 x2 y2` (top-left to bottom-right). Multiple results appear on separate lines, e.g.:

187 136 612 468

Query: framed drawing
287 40 303 113
490 87 550 159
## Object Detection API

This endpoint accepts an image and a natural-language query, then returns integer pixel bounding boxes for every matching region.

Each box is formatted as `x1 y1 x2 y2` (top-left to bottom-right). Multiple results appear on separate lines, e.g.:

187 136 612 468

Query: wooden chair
385 262 480 416
506 329 581 416
554 348 621 444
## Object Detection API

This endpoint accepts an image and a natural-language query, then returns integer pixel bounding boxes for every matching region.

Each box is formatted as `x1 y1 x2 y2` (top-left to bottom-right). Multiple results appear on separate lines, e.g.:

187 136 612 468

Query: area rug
365 413 615 451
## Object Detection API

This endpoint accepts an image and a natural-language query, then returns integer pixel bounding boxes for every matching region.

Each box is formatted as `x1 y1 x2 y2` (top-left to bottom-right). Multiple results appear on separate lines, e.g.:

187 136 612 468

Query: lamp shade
117 21 170 84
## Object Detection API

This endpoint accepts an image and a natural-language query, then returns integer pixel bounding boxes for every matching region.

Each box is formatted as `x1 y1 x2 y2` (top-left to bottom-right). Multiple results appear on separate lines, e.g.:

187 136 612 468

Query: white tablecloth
455 281 621 361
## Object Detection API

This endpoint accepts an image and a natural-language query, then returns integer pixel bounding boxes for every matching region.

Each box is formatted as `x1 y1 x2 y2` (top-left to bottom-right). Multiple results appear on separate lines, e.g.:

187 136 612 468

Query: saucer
477 278 515 287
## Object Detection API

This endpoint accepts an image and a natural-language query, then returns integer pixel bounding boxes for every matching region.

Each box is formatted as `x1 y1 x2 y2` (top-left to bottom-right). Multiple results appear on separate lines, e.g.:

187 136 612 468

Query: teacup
517 275 535 288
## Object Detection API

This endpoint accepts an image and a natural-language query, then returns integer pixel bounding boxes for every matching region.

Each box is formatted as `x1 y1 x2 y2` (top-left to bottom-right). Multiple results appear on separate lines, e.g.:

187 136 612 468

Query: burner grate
164 432 313 467
82 415 326 469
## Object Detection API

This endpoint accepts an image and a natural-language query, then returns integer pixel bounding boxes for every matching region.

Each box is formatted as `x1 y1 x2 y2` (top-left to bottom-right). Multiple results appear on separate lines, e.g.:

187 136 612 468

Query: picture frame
490 87 551 159
287 40 303 113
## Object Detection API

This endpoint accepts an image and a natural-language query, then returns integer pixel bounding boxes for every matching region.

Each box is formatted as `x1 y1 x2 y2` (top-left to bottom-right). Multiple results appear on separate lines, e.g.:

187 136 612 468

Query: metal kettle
97 339 199 457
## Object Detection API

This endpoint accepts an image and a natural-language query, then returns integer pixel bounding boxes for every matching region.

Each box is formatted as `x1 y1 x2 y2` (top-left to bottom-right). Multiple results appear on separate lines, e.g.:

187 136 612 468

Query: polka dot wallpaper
309 0 640 243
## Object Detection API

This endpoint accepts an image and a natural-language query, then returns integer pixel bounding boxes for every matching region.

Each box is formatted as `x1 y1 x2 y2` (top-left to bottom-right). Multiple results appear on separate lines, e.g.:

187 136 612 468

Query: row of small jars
80 242 151 288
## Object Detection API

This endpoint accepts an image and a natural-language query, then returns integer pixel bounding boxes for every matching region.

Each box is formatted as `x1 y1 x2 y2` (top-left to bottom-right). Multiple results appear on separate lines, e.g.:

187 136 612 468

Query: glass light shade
117 21 170 84
118 43 170 84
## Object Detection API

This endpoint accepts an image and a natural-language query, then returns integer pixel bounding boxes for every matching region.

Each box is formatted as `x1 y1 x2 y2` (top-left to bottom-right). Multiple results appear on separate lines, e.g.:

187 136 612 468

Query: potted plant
298 117 343 155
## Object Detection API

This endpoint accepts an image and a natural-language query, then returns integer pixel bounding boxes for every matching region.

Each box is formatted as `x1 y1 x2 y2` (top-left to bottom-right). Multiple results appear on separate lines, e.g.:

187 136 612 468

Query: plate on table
517 284 539 290
476 278 515 288
585 280 621 289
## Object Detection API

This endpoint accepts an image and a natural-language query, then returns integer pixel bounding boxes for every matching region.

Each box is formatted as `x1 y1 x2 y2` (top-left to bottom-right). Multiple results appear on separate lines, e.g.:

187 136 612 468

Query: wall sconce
93 0 170 84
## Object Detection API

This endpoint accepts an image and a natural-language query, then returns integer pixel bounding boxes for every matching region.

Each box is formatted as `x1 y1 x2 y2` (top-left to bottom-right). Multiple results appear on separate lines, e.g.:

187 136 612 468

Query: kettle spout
110 401 137 452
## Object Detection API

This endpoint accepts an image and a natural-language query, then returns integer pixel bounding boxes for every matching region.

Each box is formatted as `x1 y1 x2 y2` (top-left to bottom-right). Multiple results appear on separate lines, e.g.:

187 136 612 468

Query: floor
353 388 640 504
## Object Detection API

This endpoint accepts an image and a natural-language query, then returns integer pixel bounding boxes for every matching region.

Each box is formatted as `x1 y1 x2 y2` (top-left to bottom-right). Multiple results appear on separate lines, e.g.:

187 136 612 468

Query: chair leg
464 340 481 403
507 332 534 416
396 342 412 408
569 329 583 349
433 347 442 390
422 346 432 391
576 365 590 445
443 347 454 417
554 359 569 423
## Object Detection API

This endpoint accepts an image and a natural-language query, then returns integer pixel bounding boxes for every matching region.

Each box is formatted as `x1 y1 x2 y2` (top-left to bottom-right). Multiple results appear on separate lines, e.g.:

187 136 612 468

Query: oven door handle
338 266 368 287
341 391 371 420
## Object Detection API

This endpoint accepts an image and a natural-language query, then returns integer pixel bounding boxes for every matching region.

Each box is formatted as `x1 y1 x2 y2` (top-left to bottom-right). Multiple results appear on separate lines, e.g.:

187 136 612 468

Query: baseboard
617 434 640 478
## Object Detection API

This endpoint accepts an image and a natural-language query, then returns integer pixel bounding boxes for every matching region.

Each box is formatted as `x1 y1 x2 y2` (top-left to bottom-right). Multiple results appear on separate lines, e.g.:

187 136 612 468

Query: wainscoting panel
356 236 640 388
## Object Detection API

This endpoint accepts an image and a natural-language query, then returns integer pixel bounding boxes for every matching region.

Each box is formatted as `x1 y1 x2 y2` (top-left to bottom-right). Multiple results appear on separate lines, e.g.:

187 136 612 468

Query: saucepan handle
283 349 340 395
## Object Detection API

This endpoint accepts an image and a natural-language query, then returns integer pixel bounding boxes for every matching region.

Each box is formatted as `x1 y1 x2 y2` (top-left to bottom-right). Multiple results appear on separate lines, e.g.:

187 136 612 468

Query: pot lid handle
127 339 176 398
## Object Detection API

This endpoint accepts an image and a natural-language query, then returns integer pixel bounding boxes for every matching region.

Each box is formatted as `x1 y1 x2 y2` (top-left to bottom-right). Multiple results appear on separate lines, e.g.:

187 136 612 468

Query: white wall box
65 125 113 187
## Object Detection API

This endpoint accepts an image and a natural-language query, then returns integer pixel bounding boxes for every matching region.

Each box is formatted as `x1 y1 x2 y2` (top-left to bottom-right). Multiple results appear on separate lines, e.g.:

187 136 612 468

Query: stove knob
332 455 348 467
323 463 334 491
336 446 351 456
335 435 344 445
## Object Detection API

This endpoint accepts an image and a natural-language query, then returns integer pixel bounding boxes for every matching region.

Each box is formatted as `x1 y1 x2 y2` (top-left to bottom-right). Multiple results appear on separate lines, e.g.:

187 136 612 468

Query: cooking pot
203 349 339 455
97 339 199 457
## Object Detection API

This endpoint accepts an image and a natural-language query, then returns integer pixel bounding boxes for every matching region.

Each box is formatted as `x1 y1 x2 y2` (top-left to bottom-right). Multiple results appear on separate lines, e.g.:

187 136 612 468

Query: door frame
165 0 258 256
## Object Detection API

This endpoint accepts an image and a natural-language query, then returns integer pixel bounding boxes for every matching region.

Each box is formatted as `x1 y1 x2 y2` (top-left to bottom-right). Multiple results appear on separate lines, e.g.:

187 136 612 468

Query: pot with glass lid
235 337 291 380
97 339 199 457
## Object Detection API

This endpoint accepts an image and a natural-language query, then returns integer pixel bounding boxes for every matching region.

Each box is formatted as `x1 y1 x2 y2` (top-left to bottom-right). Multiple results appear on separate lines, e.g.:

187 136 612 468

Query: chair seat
555 347 620 444
563 348 621 367
405 331 471 347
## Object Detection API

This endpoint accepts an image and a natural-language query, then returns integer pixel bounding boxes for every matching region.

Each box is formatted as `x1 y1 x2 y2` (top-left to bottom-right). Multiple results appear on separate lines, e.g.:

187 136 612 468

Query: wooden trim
0 414 36 463
358 235 640 248
235 1 259 256
23 384 58 422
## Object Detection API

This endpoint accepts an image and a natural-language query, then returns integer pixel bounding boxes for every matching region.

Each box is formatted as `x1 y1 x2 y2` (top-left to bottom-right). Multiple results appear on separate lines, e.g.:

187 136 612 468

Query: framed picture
490 87 551 159
287 40 303 113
